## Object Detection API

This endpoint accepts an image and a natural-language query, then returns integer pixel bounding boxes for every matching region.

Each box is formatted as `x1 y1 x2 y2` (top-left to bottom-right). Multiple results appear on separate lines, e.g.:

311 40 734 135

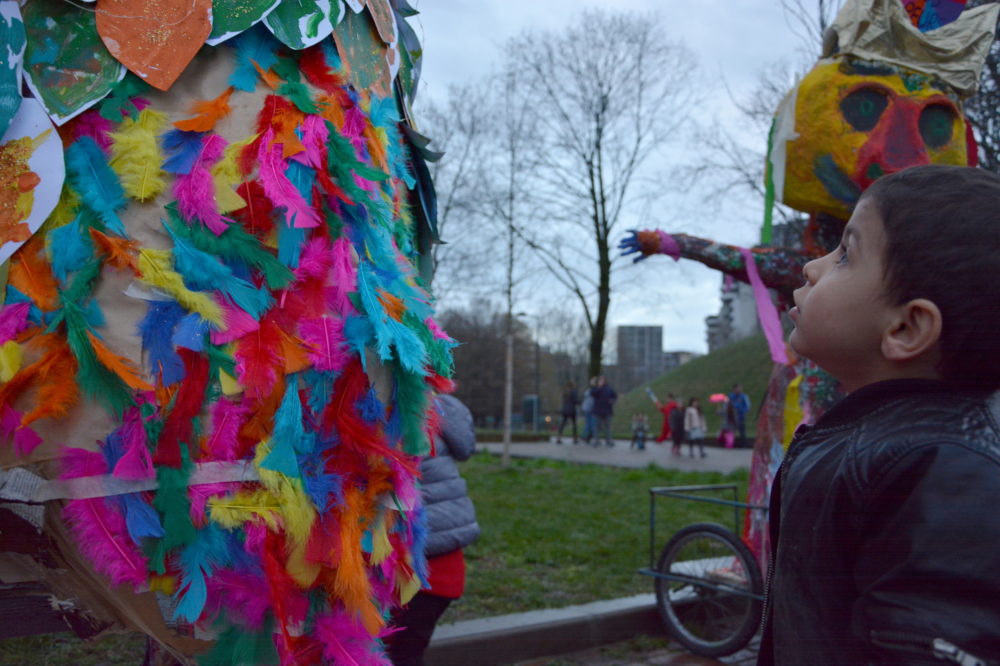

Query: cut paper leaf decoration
264 0 343 50
96 0 213 91
0 2 25 138
21 0 125 125
0 97 63 265
333 4 391 96
207 0 283 46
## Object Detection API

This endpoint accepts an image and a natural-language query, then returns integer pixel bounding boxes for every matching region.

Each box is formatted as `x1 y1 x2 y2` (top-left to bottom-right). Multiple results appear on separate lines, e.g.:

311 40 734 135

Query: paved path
479 438 753 475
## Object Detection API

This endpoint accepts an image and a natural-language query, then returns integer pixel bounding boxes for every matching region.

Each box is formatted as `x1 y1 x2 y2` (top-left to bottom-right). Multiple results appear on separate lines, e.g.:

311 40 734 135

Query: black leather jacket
758 379 1000 666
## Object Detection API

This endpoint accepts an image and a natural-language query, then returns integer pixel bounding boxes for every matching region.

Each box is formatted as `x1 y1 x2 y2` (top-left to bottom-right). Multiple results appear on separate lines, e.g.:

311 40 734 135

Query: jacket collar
809 378 965 431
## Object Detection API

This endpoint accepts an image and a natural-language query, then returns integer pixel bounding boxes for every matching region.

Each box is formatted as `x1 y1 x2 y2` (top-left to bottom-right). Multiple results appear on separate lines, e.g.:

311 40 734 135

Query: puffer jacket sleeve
436 394 476 461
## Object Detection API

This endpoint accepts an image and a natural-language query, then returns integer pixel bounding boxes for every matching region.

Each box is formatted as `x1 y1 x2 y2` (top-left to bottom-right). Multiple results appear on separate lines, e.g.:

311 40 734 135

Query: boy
758 165 1000 665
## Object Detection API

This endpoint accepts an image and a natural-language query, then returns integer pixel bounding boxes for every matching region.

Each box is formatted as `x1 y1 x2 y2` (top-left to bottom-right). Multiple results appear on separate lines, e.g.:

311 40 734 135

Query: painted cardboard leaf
21 0 124 125
0 2 25 138
96 0 213 91
264 0 343 50
333 5 391 97
0 97 63 264
207 0 283 46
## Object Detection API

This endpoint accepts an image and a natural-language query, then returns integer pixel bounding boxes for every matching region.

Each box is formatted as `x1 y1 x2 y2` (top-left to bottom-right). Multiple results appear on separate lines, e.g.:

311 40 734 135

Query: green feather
391 359 429 456
153 452 197 554
199 621 279 666
61 300 134 417
277 81 319 114
165 204 294 289
99 73 152 123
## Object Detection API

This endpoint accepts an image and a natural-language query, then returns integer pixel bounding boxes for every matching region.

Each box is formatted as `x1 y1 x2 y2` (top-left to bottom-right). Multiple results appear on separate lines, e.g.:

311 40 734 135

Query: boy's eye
836 245 849 264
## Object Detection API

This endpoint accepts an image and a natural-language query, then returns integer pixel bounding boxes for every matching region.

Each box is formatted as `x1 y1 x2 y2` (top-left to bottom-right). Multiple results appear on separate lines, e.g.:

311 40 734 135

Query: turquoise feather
64 137 127 236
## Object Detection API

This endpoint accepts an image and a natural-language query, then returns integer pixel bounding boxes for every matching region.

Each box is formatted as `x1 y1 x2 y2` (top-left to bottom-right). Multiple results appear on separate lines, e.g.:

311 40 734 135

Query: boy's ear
881 298 943 362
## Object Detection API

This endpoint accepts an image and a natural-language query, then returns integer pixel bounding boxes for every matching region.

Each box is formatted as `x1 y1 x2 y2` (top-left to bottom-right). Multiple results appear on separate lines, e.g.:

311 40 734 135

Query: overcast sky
409 1 816 354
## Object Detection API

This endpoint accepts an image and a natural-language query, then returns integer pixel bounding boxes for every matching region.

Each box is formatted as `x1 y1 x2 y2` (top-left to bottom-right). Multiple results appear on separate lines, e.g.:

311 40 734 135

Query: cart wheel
654 522 762 657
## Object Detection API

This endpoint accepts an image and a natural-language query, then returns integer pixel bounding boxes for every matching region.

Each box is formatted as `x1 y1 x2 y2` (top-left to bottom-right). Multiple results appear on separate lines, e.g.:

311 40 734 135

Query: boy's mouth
789 306 800 321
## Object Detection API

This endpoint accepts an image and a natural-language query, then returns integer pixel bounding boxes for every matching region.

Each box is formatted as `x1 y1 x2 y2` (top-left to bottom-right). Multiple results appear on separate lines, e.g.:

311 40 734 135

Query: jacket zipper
870 630 992 666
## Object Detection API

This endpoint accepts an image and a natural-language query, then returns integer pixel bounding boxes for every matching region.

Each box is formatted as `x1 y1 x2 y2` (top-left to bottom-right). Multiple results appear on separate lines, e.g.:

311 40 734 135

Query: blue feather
172 313 209 352
174 524 231 622
384 404 403 447
228 24 279 93
120 494 165 544
356 262 427 373
298 442 343 514
137 301 186 385
64 137 127 236
82 298 106 328
357 388 384 424
302 368 337 415
277 223 306 268
165 226 272 318
162 129 206 175
101 429 126 469
342 315 374 361
260 379 302 477
48 217 95 284
410 504 429 586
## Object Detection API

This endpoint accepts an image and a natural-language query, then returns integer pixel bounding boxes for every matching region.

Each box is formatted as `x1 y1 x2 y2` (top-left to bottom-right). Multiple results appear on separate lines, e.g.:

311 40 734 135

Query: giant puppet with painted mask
620 0 999 565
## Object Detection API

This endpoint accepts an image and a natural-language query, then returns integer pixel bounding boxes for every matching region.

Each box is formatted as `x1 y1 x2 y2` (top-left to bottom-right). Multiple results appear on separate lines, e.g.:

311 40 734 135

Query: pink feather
328 236 357 316
174 133 231 236
424 317 453 343
1 404 42 456
61 448 148 589
0 302 31 344
290 115 329 169
293 236 333 284
65 110 114 153
389 458 421 512
298 316 348 372
243 521 267 554
203 569 272 630
205 397 250 461
316 610 393 666
342 107 366 139
209 303 260 345
258 128 320 229
112 406 154 480
353 173 376 193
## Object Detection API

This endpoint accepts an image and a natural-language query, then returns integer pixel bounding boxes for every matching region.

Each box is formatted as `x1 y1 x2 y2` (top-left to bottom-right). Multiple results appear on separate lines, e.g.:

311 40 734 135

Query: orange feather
252 61 283 91
21 339 79 426
89 228 139 273
173 87 234 133
279 329 311 374
87 332 153 391
376 289 405 322
10 237 59 311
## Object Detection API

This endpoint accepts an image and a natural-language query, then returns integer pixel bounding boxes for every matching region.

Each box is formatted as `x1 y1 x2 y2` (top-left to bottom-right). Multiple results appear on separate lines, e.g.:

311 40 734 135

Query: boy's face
789 197 896 392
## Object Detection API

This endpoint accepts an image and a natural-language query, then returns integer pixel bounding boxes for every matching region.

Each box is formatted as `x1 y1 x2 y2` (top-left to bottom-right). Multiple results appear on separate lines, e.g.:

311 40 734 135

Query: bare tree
506 10 698 378
780 0 846 57
417 83 497 304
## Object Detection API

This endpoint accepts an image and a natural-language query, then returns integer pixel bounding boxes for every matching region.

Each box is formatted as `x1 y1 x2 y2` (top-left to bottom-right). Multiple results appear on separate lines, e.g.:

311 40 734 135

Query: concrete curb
425 594 662 666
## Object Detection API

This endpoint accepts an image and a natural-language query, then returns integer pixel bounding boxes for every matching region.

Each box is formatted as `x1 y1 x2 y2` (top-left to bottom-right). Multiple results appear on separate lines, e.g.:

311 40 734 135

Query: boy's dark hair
863 165 1000 389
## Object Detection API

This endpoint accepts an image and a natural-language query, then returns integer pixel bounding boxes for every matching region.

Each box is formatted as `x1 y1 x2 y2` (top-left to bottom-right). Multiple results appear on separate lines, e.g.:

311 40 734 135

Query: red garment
425 548 465 599
655 401 678 442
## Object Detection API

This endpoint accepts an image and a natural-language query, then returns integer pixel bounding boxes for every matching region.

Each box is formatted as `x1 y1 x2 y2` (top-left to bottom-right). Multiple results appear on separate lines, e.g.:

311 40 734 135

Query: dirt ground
512 633 760 666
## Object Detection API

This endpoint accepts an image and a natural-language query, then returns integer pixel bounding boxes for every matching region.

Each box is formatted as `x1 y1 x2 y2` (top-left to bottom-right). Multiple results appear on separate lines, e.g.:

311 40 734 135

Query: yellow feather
370 510 392 566
253 439 317 548
211 135 254 214
148 574 176 595
0 341 22 382
397 567 422 605
208 488 282 531
137 249 224 326
109 109 168 202
218 367 243 395
286 537 321 589
39 186 80 235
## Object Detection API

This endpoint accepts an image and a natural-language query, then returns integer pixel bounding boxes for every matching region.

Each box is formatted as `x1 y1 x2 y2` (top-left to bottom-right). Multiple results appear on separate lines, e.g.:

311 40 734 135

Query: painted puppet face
779 58 970 219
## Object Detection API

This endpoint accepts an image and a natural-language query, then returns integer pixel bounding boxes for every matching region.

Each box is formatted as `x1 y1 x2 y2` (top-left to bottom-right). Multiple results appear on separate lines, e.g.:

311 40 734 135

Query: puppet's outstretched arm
619 229 807 295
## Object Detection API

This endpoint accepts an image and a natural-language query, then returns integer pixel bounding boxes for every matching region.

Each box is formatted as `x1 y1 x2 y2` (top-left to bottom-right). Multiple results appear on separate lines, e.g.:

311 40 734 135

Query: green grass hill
612 333 774 441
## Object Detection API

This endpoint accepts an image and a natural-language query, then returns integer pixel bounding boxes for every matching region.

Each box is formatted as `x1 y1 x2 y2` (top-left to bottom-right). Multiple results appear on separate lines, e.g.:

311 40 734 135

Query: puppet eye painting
919 103 956 147
840 87 889 131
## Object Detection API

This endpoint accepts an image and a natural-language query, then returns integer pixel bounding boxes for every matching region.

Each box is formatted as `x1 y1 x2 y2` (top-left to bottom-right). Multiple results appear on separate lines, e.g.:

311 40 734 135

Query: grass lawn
442 451 749 623
1 453 749 662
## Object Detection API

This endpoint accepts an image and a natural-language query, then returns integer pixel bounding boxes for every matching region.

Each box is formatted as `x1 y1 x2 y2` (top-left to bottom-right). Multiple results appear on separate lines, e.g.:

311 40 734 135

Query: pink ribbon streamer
740 248 789 365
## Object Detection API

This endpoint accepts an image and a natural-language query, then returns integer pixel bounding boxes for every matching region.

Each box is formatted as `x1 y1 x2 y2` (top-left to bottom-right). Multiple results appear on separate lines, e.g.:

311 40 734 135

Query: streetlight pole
533 321 540 432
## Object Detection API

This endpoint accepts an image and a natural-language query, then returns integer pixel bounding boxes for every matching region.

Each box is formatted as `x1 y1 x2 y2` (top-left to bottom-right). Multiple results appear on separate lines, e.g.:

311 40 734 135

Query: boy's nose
802 257 820 284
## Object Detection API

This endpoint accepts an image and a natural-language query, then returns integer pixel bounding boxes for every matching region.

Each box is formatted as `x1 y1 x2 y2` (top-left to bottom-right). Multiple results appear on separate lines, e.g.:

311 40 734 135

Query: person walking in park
727 383 751 447
580 377 597 444
668 396 686 455
385 394 480 665
590 376 617 447
556 380 579 444
650 390 679 444
758 166 1000 664
683 397 707 458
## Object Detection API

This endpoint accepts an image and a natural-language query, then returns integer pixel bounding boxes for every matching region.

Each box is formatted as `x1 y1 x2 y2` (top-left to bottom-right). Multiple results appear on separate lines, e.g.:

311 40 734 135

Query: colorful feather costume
0 2 451 663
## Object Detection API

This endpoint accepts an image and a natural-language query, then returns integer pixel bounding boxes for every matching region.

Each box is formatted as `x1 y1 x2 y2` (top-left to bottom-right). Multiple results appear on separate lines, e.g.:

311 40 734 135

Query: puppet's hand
619 230 680 262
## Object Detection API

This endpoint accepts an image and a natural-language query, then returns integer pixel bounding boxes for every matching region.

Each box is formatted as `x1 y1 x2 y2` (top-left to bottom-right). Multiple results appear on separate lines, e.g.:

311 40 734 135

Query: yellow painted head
773 57 971 219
